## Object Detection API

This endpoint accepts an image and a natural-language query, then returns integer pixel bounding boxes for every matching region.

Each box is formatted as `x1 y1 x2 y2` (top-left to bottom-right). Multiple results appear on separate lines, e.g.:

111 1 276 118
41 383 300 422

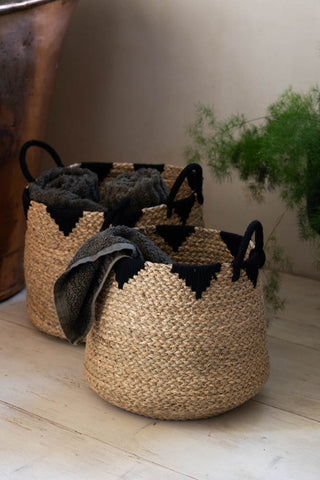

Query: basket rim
122 224 255 271
24 158 193 215
26 202 254 265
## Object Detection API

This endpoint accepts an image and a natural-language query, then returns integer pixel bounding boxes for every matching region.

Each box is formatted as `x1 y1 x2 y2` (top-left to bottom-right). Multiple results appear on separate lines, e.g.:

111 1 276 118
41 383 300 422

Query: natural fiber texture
83 225 269 420
54 226 172 344
135 201 203 228
24 202 106 338
24 163 203 339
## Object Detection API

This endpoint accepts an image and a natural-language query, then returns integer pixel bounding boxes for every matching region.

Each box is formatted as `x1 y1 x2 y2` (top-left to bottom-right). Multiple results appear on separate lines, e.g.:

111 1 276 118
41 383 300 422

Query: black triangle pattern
81 162 114 183
100 206 143 231
171 194 195 225
114 257 145 289
99 198 143 231
46 206 84 236
22 188 31 219
133 163 165 173
220 231 243 257
171 263 221 299
156 225 195 251
111 205 143 228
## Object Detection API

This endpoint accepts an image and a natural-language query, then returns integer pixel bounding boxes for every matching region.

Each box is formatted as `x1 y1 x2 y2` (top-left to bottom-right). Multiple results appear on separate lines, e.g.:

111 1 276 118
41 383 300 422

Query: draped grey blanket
54 226 172 344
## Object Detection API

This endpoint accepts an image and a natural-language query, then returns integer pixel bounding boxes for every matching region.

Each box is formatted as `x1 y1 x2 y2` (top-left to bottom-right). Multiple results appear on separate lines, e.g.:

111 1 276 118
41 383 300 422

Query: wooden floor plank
0 318 155 442
131 401 320 480
255 336 320 421
269 273 320 346
0 402 194 480
268 317 320 351
0 289 32 331
0 307 320 479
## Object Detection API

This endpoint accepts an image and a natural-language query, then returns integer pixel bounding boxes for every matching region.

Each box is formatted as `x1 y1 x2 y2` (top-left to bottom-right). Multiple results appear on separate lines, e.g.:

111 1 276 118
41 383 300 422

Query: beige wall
47 0 320 279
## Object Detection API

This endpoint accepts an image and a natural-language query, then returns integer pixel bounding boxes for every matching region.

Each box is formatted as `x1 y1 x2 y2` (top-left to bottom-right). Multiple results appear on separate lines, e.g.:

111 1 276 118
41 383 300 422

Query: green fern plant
186 86 320 315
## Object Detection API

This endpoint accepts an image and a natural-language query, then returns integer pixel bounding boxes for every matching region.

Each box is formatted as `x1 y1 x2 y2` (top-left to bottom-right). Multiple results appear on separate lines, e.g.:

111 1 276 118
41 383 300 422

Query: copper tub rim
0 0 60 15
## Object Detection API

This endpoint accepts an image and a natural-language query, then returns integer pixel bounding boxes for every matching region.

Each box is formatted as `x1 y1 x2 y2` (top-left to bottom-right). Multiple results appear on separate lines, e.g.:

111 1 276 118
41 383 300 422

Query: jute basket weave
80 221 269 420
21 140 204 339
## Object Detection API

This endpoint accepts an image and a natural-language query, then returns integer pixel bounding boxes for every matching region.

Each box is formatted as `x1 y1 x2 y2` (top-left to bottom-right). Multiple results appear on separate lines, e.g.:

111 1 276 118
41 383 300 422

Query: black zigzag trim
111 206 143 228
100 202 143 231
220 231 243 257
114 257 145 289
156 225 195 251
133 163 165 173
171 194 195 225
171 263 221 299
46 206 84 236
100 209 114 231
22 188 31 219
81 162 113 183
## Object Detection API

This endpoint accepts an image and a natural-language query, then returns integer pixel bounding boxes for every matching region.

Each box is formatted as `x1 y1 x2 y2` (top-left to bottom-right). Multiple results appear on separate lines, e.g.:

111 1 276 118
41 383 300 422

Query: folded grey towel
28 166 104 211
54 226 172 344
102 168 169 211
28 166 169 215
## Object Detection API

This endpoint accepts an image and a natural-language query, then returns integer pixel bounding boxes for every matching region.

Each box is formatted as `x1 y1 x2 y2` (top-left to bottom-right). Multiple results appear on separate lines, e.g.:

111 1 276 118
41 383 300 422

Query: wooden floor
1 273 319 479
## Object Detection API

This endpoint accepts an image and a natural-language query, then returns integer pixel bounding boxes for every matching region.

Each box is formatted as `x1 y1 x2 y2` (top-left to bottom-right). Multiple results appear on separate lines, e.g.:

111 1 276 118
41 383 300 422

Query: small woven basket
75 221 269 420
21 140 204 338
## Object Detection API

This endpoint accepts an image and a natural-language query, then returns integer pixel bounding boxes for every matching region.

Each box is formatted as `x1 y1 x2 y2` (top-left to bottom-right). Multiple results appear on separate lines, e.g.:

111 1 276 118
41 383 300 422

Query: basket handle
166 163 204 218
232 220 266 286
19 140 64 182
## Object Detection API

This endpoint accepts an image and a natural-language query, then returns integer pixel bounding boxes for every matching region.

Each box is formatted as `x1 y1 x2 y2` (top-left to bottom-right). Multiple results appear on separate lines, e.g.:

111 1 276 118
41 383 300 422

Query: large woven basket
21 140 204 339
73 221 269 420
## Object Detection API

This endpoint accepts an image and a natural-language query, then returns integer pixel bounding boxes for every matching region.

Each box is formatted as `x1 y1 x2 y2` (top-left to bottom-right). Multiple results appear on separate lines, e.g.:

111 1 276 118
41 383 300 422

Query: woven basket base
83 363 269 421
82 256 269 421
26 299 66 339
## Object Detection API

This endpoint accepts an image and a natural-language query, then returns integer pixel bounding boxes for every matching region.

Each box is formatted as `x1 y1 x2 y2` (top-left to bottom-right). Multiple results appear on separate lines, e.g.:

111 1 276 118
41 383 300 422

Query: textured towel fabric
28 166 104 211
102 168 169 211
28 166 169 214
54 226 172 344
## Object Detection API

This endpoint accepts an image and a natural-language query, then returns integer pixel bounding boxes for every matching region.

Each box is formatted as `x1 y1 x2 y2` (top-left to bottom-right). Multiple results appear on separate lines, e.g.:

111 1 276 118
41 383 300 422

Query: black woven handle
232 220 266 286
166 163 204 218
19 140 64 183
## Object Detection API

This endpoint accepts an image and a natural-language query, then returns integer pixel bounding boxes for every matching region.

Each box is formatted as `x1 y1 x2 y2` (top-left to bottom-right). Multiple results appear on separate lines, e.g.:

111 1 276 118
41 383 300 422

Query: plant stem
265 207 289 247
244 115 269 124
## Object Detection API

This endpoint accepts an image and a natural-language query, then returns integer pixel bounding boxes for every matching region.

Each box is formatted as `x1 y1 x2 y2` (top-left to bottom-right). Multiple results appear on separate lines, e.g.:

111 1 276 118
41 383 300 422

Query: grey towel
54 226 172 344
102 168 169 211
28 166 169 214
28 166 104 211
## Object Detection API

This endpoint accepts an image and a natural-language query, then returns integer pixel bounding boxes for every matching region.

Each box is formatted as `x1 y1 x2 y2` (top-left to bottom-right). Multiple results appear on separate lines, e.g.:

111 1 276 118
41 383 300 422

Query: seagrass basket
21 140 204 339
74 221 269 420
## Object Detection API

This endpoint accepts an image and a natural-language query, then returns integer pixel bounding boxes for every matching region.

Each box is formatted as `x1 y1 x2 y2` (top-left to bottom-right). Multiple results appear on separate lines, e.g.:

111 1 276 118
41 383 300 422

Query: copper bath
0 0 78 301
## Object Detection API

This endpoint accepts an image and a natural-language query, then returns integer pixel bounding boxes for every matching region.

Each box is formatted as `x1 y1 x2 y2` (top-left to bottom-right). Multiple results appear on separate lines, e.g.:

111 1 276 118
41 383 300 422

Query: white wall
47 0 320 279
